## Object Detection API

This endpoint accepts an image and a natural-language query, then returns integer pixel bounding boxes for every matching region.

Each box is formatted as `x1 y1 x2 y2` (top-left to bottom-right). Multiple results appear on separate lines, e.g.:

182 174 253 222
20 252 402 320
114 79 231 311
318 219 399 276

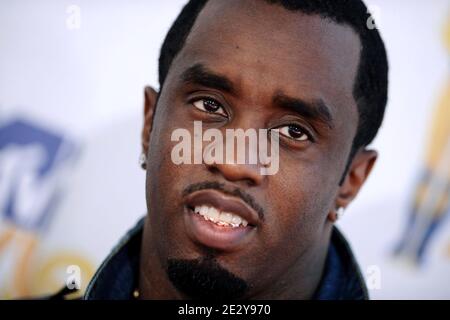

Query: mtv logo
0 118 78 232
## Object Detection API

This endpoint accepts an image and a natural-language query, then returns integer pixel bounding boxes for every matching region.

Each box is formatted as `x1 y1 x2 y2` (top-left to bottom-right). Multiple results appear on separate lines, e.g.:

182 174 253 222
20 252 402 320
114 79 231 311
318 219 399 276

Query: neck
138 219 183 299
248 233 330 299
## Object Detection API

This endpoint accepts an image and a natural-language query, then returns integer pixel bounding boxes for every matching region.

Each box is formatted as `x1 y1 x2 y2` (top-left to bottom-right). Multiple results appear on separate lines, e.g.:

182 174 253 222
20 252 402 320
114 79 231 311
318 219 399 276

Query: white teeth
231 215 242 226
219 212 233 224
193 205 249 228
207 206 220 221
199 205 208 217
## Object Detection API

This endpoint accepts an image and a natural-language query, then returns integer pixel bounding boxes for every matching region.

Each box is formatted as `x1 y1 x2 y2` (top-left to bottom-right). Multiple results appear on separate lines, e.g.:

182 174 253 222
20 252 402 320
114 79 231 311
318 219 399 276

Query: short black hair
158 0 388 160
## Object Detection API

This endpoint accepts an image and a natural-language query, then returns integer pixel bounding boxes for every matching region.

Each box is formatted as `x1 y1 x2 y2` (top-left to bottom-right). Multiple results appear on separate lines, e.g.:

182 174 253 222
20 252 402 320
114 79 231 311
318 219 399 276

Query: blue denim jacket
84 217 369 300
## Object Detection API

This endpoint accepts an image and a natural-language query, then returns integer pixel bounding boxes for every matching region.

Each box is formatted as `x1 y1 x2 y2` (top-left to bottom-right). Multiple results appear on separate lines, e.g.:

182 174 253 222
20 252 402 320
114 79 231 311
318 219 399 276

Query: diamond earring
336 207 345 220
139 152 147 170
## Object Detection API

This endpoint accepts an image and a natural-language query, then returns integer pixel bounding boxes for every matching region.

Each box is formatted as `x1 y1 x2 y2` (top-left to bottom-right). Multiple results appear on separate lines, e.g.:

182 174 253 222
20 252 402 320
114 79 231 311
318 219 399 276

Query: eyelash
273 124 313 142
190 97 313 142
191 97 228 117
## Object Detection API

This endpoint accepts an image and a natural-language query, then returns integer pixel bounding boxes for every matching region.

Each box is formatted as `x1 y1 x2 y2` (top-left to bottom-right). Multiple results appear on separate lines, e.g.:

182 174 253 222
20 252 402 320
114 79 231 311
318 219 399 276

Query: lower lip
184 207 256 252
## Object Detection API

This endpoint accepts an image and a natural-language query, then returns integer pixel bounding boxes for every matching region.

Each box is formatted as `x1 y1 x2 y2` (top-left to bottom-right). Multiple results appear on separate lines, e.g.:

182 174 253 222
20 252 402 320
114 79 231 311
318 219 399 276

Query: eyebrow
180 64 334 129
273 92 334 129
181 63 235 94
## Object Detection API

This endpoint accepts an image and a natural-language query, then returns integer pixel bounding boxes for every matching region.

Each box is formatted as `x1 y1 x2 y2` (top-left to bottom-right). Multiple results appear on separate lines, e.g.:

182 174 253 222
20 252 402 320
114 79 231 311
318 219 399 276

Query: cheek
146 94 191 179
145 106 188 211
144 119 196 256
263 160 338 247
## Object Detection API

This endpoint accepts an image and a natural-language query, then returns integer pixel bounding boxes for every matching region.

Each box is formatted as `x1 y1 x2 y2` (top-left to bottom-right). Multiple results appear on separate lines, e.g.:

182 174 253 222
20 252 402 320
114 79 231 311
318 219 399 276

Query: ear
328 148 378 222
141 86 158 161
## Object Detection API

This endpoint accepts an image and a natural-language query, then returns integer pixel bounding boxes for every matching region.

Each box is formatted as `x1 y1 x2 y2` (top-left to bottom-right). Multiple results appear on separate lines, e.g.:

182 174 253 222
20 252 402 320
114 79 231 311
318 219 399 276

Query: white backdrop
0 0 449 299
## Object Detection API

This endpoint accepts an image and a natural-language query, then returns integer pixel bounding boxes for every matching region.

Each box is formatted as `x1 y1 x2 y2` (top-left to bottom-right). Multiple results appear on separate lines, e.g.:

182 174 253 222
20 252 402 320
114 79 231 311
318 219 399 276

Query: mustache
182 181 265 221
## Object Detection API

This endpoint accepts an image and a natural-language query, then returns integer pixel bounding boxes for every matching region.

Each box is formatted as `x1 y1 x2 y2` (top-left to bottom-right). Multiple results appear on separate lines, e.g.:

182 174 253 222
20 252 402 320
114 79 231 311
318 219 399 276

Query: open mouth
188 205 251 228
183 189 259 251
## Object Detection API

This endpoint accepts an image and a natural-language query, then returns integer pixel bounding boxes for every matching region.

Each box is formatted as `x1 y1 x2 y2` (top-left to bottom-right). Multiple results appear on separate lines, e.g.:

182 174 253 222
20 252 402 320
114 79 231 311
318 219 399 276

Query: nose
202 126 266 187
206 161 264 187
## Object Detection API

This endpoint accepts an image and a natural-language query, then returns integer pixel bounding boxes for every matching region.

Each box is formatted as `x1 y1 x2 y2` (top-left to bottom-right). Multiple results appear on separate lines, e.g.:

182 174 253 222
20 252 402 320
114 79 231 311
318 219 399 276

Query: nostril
208 166 221 175
245 177 257 187
208 166 257 187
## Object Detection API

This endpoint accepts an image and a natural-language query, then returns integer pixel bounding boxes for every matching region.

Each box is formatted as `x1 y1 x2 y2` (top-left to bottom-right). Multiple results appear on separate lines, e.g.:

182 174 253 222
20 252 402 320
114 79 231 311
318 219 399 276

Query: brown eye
275 125 309 141
192 98 227 117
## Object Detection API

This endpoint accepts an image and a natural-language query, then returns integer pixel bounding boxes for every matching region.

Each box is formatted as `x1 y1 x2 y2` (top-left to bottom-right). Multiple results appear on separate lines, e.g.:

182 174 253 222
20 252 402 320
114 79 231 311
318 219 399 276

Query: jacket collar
84 217 368 300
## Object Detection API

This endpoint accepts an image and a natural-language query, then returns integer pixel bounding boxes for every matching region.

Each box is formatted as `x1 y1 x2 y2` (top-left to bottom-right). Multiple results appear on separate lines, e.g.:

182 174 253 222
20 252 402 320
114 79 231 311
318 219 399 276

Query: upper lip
184 189 260 227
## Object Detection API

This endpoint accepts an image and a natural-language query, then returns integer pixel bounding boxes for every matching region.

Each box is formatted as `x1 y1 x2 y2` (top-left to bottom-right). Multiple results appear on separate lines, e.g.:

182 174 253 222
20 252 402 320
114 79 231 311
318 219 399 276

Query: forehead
169 0 361 123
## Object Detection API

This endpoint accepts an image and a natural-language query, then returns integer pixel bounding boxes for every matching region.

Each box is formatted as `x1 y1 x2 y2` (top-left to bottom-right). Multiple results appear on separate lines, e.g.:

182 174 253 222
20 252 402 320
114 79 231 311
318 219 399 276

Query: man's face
142 0 362 298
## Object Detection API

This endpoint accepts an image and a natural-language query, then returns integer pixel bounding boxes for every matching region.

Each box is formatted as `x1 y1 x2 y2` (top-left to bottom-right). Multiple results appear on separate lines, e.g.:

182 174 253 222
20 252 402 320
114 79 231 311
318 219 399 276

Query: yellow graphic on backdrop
394 15 450 265
0 223 95 299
